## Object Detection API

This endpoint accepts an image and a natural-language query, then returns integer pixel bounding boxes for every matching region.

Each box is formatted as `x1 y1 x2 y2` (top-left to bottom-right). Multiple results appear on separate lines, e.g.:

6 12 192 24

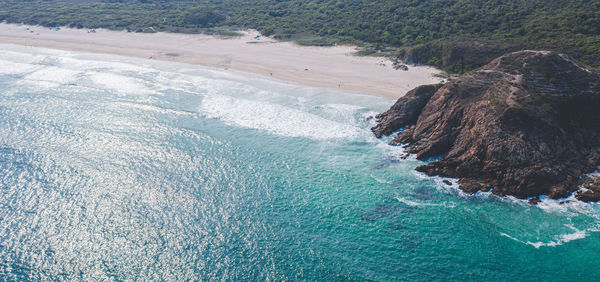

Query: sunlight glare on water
0 44 599 280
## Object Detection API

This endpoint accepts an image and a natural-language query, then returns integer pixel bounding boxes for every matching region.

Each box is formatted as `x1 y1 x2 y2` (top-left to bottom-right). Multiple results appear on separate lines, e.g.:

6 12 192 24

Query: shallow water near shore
0 44 599 280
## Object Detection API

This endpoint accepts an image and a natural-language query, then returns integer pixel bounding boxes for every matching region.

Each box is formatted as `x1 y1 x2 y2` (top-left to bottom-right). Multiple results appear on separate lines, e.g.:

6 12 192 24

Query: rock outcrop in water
373 50 600 202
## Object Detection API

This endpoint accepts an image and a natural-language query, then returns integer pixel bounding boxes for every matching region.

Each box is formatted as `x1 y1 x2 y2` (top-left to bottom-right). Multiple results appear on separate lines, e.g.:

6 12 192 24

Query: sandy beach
0 23 442 97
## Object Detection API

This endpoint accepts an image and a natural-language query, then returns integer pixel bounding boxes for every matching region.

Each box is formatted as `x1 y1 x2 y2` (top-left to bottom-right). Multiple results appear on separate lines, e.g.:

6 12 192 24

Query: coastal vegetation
1 0 599 73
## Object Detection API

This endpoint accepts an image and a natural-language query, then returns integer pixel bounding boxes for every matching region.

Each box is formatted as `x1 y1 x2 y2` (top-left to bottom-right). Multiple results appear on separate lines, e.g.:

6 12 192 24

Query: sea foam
88 72 156 95
395 196 456 208
500 224 589 248
21 67 80 88
199 94 367 140
0 59 41 75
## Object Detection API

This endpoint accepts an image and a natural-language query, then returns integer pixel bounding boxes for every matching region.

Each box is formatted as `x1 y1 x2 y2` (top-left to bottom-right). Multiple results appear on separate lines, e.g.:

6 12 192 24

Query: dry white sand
0 23 443 97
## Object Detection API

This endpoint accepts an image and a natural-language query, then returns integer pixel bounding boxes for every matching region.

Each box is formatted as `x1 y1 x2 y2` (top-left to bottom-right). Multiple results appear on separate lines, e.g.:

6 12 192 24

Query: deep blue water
0 44 599 280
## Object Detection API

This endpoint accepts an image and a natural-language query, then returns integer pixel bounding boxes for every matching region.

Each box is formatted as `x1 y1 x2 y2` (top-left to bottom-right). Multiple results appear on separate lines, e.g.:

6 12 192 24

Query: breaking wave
199 94 369 140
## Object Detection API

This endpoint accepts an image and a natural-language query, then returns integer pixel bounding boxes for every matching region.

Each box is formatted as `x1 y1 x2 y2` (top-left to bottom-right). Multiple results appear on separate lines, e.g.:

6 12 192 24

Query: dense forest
1 0 599 73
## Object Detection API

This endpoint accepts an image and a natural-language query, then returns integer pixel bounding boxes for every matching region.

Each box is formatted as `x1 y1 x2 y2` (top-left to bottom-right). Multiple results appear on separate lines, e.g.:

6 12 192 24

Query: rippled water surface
0 45 599 280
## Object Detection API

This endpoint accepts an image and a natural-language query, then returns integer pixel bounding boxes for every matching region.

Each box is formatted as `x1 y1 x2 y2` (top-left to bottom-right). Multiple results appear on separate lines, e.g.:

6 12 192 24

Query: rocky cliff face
373 50 600 202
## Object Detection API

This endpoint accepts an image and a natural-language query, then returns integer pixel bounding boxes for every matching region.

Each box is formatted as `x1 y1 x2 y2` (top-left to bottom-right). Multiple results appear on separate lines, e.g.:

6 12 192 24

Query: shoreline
0 23 443 98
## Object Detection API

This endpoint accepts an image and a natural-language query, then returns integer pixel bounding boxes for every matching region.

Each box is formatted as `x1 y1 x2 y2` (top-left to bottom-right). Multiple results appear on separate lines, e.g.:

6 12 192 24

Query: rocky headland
373 50 600 202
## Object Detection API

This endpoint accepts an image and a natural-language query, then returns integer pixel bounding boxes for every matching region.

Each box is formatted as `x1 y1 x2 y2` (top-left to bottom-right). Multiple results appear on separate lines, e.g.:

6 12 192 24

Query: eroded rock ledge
373 50 600 202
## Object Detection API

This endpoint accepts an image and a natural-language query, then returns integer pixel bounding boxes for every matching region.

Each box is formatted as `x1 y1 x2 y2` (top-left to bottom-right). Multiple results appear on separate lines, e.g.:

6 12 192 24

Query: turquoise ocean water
0 44 599 280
